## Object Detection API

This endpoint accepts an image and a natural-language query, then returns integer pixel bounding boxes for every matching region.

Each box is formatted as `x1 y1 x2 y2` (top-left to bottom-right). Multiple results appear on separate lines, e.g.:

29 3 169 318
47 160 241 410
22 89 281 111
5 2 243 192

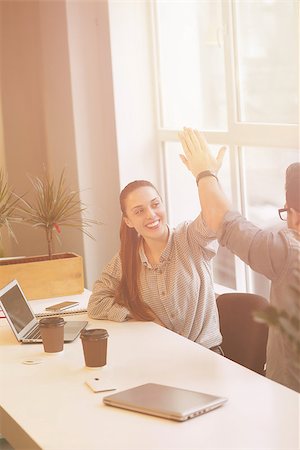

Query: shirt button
170 313 175 319
161 291 166 296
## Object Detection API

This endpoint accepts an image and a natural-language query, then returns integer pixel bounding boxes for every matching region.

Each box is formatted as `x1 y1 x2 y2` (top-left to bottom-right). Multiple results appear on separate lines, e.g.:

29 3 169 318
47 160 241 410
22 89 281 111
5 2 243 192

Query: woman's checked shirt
88 215 222 349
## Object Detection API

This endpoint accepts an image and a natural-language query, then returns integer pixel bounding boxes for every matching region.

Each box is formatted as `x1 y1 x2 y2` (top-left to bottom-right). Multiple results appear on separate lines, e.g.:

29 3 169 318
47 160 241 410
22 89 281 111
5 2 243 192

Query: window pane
234 0 298 124
164 142 236 289
156 1 227 130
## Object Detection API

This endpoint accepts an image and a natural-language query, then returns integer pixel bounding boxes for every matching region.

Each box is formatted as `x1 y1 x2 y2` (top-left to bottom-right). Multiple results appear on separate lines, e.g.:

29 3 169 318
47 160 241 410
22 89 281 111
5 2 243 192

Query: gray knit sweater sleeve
217 211 288 281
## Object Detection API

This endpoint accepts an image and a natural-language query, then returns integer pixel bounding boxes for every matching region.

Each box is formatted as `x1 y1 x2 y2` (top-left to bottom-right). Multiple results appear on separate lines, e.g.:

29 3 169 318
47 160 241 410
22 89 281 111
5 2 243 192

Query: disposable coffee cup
39 317 65 353
80 328 109 368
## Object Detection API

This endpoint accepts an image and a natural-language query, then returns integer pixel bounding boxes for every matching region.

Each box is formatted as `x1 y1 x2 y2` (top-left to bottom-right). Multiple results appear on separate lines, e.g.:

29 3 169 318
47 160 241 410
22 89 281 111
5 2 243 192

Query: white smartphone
45 301 79 311
85 377 116 393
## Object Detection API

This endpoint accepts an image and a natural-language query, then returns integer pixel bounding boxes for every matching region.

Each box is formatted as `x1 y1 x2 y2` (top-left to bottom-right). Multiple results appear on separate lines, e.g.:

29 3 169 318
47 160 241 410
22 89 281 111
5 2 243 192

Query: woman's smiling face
123 186 168 242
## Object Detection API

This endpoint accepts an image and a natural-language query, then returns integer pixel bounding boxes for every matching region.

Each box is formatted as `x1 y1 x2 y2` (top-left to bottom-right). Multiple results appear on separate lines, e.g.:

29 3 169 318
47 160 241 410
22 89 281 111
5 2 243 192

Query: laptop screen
0 284 35 333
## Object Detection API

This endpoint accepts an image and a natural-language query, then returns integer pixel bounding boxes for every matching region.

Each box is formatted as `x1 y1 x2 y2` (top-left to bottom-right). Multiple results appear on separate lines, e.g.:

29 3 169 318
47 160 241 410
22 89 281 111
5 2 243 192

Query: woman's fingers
178 131 192 157
179 128 226 175
216 146 226 167
184 128 199 153
194 130 208 151
181 128 195 156
179 153 190 170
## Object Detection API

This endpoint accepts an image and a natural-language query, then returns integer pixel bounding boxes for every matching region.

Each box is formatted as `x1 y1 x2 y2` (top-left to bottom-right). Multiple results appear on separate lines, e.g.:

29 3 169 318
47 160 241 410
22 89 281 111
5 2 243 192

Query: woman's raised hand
178 128 226 177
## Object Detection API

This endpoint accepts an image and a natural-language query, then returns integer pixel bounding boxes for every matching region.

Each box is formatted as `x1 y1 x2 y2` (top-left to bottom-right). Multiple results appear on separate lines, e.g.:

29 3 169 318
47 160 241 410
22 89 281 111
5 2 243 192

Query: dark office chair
217 293 269 375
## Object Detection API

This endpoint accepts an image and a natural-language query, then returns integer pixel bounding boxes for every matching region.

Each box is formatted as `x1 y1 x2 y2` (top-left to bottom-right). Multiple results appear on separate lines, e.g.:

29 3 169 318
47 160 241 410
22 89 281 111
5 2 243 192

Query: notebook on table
36 307 88 318
103 383 227 422
0 279 88 343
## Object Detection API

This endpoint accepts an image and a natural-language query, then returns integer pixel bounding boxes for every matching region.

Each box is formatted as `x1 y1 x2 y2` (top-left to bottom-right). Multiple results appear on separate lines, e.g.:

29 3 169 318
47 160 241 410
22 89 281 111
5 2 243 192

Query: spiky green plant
18 169 99 259
254 305 300 359
254 269 300 366
0 170 20 243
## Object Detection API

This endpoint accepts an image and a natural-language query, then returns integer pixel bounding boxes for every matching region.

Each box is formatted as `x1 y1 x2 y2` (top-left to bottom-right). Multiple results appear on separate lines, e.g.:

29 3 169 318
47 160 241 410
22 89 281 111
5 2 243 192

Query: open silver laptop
103 383 227 421
0 279 88 343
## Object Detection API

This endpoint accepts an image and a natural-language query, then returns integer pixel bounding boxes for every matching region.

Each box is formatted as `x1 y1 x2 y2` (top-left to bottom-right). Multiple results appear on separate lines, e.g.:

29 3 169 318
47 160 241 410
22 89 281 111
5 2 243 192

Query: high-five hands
178 128 226 178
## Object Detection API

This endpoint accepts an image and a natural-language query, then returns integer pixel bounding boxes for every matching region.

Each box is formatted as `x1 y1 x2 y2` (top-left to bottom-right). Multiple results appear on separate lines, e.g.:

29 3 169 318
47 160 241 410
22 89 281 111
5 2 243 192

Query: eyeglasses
278 208 289 221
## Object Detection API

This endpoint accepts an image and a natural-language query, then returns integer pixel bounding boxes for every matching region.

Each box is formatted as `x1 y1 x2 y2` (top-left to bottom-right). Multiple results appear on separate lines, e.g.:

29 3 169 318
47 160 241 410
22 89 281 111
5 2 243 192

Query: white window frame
150 0 298 293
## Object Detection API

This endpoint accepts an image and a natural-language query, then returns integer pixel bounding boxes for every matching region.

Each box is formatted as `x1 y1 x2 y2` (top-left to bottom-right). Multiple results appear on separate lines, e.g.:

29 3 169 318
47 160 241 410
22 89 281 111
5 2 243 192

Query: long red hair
115 180 160 320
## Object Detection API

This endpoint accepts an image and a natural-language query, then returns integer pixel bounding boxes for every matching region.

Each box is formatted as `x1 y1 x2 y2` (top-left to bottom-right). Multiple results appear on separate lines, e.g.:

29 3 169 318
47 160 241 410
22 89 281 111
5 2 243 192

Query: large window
151 0 299 296
234 1 298 124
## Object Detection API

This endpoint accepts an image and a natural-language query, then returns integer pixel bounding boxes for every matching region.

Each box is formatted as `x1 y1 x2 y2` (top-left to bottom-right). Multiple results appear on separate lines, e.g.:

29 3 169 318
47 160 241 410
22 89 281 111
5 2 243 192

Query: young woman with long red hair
87 180 222 352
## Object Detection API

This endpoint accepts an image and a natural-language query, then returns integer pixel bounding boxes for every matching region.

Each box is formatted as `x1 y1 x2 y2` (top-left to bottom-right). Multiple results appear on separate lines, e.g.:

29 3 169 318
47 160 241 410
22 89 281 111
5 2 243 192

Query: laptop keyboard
26 325 41 340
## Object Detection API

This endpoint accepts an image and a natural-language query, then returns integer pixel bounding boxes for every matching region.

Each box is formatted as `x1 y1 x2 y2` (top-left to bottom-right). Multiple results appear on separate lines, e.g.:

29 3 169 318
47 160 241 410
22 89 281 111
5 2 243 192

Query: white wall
0 1 48 257
0 0 160 289
0 3 10 257
108 1 161 191
38 1 85 262
0 0 5 183
65 1 121 288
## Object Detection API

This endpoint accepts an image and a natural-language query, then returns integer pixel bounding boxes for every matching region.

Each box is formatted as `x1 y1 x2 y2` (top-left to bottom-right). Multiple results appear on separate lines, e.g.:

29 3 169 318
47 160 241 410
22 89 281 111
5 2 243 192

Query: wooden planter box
0 252 84 300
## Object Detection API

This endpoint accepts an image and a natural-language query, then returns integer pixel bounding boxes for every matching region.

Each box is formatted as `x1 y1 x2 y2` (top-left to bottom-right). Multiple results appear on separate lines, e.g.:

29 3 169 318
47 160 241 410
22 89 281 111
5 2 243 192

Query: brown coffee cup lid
80 328 108 340
39 317 65 327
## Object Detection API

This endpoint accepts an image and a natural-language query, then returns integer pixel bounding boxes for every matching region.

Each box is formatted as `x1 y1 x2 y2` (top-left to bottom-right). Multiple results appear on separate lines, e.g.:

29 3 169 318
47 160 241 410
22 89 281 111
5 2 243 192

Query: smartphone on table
45 301 80 311
85 377 116 393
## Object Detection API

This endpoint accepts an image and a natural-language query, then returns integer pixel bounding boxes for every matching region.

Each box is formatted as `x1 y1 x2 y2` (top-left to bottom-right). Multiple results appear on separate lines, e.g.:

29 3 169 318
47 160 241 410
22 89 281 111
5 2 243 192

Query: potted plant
0 170 21 255
254 269 300 370
0 169 99 300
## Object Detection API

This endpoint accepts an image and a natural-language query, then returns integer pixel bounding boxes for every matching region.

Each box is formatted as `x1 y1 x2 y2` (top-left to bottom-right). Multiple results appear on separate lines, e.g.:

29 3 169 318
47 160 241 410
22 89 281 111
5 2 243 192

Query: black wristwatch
196 170 218 186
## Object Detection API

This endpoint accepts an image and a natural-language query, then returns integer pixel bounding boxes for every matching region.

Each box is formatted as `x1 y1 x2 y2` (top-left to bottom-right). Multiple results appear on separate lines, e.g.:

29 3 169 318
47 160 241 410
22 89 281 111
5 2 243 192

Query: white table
0 292 299 450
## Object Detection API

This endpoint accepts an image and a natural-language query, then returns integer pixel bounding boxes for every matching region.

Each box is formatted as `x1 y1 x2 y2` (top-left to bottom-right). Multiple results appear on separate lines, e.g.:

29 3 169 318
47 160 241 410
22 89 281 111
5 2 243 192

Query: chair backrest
217 293 269 375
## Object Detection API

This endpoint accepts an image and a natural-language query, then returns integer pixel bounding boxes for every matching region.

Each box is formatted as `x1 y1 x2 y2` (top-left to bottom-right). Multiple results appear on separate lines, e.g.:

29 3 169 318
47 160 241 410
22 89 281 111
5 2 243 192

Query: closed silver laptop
103 383 227 421
0 279 87 343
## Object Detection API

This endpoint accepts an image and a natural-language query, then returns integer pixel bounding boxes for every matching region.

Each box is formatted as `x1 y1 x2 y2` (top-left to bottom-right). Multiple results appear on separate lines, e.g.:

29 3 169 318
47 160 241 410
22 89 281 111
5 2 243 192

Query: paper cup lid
39 317 65 327
80 328 108 340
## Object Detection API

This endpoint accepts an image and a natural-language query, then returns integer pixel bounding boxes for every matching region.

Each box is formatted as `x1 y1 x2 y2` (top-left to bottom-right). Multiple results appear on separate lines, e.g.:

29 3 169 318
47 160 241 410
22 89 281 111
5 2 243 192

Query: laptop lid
0 279 87 343
103 383 227 421
0 279 38 342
